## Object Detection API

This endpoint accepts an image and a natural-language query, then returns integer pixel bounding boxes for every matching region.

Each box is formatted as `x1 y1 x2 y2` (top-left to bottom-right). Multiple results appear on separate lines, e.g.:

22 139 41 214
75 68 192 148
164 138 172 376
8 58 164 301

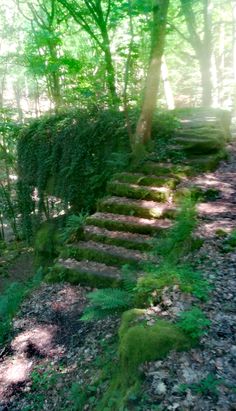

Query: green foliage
34 216 66 268
178 307 210 340
23 364 63 411
81 288 134 321
153 195 198 263
59 213 87 243
220 229 236 253
0 268 43 345
179 374 222 398
97 312 192 410
135 263 210 306
119 319 191 371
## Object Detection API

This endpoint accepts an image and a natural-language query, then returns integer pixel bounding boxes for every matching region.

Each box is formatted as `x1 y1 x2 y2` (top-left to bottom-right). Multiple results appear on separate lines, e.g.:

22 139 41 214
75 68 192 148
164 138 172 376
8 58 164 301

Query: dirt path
143 144 236 410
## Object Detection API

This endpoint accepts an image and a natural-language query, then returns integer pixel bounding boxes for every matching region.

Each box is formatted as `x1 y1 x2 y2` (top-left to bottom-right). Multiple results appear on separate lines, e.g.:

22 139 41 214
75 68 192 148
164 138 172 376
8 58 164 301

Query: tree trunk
180 0 213 107
48 40 62 111
201 0 212 106
199 51 212 107
134 0 169 148
161 56 175 110
101 28 119 106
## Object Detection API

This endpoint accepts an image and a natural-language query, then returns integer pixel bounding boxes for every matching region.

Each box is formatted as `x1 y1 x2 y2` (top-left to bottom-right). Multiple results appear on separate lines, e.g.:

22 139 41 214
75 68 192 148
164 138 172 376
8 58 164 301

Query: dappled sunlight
197 201 236 216
50 286 82 313
196 220 236 238
0 355 32 401
11 325 56 356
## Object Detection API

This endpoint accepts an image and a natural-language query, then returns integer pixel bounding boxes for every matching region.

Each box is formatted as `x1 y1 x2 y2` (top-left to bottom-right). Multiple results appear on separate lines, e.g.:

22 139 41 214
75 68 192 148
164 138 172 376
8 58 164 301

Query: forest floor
0 145 236 410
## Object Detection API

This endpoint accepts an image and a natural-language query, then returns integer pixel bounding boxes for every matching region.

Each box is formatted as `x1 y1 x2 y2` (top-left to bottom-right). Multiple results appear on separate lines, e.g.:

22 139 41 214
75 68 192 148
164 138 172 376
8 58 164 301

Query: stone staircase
48 163 182 287
47 108 231 287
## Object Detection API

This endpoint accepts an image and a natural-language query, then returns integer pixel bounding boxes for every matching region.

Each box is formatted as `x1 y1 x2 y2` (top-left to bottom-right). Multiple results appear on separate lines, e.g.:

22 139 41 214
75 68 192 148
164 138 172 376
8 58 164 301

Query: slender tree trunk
180 0 213 107
101 28 119 106
134 0 169 148
161 56 175 110
48 40 62 110
123 0 134 143
199 51 212 106
201 0 213 106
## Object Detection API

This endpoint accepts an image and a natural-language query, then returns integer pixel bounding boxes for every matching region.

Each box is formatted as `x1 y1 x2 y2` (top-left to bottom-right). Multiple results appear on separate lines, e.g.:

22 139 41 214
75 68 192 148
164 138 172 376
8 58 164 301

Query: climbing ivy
17 108 177 240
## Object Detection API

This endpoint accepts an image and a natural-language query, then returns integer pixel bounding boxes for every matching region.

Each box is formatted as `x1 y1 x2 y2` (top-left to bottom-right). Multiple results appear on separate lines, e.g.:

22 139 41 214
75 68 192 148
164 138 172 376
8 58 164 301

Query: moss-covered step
184 150 228 172
98 196 177 219
107 180 172 202
86 212 173 235
45 258 122 287
140 162 192 177
172 135 225 154
111 173 179 189
84 225 153 251
60 240 150 267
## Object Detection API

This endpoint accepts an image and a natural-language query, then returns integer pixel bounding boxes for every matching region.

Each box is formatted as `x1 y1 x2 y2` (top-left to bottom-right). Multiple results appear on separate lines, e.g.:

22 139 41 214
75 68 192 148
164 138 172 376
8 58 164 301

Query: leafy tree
134 0 170 148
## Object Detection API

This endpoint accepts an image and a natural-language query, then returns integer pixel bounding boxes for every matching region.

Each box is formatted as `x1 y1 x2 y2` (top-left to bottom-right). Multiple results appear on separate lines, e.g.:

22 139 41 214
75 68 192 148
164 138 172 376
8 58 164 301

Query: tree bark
161 56 175 110
180 0 213 107
134 0 169 148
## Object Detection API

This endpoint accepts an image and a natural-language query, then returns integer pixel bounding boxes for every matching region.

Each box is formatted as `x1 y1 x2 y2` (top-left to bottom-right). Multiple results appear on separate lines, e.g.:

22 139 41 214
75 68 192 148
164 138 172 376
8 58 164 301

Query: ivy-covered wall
17 109 177 237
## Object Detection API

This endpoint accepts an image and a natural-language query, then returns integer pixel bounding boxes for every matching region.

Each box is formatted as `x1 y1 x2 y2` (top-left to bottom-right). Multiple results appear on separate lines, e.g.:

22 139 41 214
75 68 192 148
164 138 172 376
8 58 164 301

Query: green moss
60 244 141 267
140 162 192 178
118 308 146 339
107 181 171 202
185 149 228 172
112 173 179 189
34 218 64 268
98 197 176 219
119 319 191 370
45 263 120 288
86 215 169 235
215 229 228 238
97 311 192 410
84 231 152 251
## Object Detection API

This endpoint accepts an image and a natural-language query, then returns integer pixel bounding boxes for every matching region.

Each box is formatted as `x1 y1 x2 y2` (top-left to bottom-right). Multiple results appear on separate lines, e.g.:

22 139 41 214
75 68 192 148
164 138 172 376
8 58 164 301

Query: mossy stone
45 263 121 288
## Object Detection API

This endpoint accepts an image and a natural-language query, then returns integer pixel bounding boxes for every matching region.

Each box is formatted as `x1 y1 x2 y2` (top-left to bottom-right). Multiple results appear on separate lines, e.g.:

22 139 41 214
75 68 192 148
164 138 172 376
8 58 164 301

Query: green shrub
0 268 42 345
178 307 210 340
179 373 222 398
153 195 198 263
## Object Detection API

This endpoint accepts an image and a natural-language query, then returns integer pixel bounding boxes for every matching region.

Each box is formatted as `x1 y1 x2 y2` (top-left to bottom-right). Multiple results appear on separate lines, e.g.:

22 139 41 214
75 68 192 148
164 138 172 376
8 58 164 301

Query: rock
154 381 167 395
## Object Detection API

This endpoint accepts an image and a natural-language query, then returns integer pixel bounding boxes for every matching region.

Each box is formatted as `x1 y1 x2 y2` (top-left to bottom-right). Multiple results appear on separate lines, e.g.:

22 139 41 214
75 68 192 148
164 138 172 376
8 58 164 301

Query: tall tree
134 0 170 148
180 0 213 107
57 0 119 106
17 0 64 110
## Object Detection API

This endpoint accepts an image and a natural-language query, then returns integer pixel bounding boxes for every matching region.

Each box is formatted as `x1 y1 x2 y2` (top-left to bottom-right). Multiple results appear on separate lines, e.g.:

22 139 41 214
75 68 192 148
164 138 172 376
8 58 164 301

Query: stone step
172 135 224 154
46 258 122 287
107 180 172 202
184 150 228 172
61 240 149 267
86 212 173 235
98 196 177 219
141 162 192 177
112 172 179 189
84 225 153 251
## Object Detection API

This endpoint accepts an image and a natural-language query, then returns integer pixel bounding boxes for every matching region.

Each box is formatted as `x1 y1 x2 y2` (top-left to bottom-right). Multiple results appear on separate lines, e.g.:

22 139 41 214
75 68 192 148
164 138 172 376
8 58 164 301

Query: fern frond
121 265 136 293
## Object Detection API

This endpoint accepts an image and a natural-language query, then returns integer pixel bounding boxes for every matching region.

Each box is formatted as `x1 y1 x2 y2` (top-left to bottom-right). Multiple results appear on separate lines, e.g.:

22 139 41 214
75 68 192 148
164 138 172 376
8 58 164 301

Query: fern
121 265 136 293
59 213 87 243
153 195 197 263
81 288 134 321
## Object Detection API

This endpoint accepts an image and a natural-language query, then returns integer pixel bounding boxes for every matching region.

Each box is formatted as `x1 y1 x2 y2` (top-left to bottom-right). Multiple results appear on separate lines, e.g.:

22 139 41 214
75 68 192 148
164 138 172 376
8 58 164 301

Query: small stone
154 382 167 395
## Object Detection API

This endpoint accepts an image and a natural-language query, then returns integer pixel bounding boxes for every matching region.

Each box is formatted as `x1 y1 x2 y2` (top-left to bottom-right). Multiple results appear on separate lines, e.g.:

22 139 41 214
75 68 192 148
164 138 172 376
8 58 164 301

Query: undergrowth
0 268 43 346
